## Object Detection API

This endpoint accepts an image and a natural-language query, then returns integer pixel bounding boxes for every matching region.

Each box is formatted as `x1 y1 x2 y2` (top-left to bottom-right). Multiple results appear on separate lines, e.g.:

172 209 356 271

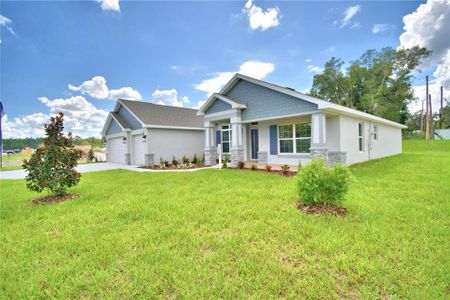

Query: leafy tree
310 46 431 124
87 148 95 162
441 106 450 129
23 113 82 196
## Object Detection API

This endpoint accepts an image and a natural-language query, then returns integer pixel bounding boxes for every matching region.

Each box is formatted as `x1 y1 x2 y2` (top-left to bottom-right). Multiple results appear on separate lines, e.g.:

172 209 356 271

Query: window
358 123 364 151
278 123 311 154
373 125 378 141
221 125 232 153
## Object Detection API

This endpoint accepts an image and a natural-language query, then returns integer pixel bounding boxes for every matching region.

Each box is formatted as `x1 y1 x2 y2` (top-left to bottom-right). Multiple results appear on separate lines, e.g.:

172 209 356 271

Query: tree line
3 136 103 151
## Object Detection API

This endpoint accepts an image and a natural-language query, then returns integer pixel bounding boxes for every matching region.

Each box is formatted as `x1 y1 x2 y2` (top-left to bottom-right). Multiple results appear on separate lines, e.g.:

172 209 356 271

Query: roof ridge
119 99 199 111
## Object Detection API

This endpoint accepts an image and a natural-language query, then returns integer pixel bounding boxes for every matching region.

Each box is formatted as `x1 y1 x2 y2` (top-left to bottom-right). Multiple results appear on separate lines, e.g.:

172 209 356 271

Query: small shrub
297 159 351 206
192 153 198 164
202 153 205 163
172 155 179 166
237 161 245 169
160 157 165 168
265 164 272 172
280 164 290 175
222 155 229 169
251 163 257 170
87 148 95 163
23 112 82 196
164 160 170 167
182 155 190 165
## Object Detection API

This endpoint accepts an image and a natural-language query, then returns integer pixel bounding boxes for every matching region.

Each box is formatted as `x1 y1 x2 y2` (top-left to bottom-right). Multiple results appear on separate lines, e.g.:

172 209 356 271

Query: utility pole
425 76 429 140
420 98 424 134
440 86 444 129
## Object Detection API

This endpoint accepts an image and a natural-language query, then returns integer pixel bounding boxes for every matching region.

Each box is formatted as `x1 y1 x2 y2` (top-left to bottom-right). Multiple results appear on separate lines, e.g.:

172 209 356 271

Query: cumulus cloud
151 89 190 107
242 0 280 31
69 76 110 99
399 0 450 112
97 0 120 12
195 60 275 97
372 24 394 34
0 14 15 37
69 76 142 100
2 96 108 138
339 5 361 28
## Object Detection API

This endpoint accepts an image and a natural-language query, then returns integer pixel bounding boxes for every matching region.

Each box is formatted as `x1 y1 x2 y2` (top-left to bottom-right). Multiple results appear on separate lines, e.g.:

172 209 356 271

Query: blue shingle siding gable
106 118 122 135
117 105 142 129
205 99 232 115
225 80 318 121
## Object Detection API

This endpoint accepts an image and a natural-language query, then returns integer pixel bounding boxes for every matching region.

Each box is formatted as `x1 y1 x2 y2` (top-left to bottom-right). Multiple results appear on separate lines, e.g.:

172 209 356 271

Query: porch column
144 128 154 166
204 121 217 166
230 114 244 167
310 112 328 163
125 131 131 165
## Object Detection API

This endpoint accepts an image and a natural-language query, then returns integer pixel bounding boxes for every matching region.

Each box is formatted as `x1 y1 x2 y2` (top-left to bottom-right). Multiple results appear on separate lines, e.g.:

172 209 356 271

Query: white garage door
107 137 126 163
131 134 145 165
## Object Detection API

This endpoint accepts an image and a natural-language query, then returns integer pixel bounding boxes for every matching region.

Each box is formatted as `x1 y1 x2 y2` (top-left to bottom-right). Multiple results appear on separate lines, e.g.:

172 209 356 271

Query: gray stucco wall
205 99 232 114
118 105 142 129
106 118 123 135
225 80 318 121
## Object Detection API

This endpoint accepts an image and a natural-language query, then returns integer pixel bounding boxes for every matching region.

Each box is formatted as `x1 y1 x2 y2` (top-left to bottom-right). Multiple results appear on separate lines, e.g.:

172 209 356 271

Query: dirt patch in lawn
296 202 347 216
32 193 79 205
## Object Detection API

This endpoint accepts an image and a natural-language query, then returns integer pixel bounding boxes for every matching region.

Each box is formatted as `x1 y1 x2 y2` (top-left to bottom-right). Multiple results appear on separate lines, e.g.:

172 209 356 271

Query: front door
251 128 259 160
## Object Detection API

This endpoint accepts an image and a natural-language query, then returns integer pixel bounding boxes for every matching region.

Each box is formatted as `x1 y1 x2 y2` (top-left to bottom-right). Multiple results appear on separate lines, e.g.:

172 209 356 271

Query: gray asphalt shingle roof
111 112 131 129
119 99 204 128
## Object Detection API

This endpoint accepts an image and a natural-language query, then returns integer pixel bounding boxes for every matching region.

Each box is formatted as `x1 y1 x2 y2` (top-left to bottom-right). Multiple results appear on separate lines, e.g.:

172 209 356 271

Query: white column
125 130 131 165
204 121 217 166
311 112 327 148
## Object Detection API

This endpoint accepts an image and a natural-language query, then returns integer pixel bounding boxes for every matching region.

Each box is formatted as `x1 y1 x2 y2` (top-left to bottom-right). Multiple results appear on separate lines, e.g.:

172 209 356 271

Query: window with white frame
278 123 311 154
358 123 364 151
221 125 232 153
373 124 378 140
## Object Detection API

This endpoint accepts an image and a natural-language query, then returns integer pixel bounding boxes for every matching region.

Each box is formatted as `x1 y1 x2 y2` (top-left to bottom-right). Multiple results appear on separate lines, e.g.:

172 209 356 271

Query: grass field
0 152 31 171
1 140 449 298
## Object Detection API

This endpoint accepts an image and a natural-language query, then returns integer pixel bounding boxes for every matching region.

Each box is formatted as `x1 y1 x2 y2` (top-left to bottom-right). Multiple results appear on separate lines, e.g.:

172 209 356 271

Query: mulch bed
296 202 348 216
139 164 206 170
230 167 297 177
32 193 79 205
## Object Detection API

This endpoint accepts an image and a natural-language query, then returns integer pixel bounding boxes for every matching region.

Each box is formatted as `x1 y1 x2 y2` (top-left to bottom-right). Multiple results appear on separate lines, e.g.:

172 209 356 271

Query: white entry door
131 134 145 165
107 137 126 163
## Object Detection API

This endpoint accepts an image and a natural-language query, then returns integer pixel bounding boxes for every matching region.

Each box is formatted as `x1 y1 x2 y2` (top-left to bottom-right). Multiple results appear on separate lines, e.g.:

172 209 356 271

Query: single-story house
102 73 406 167
101 99 204 165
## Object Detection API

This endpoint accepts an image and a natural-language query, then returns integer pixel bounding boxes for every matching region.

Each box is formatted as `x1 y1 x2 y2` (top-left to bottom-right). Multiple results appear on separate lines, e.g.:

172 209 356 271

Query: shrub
280 164 290 175
23 112 82 196
160 157 165 168
297 159 351 206
192 153 198 164
237 161 245 169
251 163 257 170
172 155 179 166
265 164 272 172
164 160 170 167
222 155 229 169
87 148 95 163
182 155 190 164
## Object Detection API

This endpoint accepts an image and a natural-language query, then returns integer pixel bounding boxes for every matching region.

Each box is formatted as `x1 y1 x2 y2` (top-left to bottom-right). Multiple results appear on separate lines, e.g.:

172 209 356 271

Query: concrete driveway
0 163 132 180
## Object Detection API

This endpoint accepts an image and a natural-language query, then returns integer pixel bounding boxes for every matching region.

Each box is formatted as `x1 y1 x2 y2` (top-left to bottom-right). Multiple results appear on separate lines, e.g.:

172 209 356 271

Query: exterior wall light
122 137 127 144
142 135 147 143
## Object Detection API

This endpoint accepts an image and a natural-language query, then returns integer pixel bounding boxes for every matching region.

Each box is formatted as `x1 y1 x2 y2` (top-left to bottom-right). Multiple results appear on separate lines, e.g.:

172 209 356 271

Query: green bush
23 112 82 196
297 160 351 206
250 163 257 170
280 164 290 175
87 148 95 162
222 155 229 169
237 161 245 169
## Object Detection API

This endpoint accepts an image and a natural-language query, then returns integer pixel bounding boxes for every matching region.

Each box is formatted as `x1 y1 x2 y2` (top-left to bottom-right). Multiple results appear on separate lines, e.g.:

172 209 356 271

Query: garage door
107 137 126 163
131 134 145 165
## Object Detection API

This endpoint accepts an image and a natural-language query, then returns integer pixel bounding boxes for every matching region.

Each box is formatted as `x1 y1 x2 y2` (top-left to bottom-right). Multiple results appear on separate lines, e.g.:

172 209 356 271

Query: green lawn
1 140 449 298
0 152 31 171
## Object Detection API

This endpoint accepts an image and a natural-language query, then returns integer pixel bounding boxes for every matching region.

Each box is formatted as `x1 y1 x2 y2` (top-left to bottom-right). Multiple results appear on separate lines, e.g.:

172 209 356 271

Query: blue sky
1 0 449 137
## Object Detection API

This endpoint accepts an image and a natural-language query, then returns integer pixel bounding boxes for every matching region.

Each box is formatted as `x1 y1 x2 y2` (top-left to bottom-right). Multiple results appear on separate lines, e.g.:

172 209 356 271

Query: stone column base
204 149 217 166
327 151 347 166
231 148 244 167
125 153 131 165
144 154 154 166
257 151 268 164
310 148 328 164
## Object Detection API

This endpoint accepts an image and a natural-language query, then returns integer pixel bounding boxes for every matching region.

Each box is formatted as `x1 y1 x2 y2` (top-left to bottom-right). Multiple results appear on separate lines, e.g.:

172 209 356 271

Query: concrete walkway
0 163 220 180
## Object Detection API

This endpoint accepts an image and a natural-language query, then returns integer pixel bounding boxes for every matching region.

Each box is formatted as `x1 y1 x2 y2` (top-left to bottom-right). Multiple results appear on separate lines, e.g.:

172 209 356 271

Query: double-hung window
358 123 364 151
278 123 311 154
221 125 232 153
373 125 378 141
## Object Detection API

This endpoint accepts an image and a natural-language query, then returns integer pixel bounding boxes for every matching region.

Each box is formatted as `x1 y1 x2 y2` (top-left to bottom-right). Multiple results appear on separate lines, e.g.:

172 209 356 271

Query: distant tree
405 110 423 130
87 148 95 163
23 113 81 196
310 46 431 124
441 106 450 129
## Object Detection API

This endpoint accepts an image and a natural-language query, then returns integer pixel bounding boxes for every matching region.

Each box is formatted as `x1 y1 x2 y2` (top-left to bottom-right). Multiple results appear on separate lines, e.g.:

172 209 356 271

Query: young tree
23 112 82 196
87 147 95 163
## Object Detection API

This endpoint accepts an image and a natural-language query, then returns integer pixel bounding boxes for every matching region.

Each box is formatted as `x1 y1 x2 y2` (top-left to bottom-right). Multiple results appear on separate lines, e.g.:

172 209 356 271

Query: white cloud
2 96 108 138
97 0 120 12
305 58 312 63
69 76 110 99
171 65 179 70
399 0 450 112
151 89 190 107
340 5 361 28
307 65 324 73
242 0 280 31
69 76 142 100
0 15 15 35
109 87 142 100
194 60 275 96
372 24 394 34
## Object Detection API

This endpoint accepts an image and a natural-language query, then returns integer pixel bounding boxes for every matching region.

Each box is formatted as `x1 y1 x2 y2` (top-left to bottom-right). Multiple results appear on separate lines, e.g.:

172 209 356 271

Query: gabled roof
111 112 130 129
117 99 204 129
101 112 131 136
199 73 407 129
197 93 247 115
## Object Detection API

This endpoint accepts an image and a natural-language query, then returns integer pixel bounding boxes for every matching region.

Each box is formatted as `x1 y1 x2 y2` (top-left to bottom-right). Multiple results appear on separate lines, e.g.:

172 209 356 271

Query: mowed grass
1 140 449 298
